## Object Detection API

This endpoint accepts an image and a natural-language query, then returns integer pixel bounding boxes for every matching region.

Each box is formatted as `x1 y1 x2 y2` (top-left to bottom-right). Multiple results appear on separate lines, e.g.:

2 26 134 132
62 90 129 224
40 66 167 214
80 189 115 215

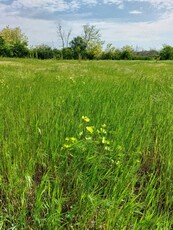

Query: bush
132 55 152 60
33 45 53 59
12 43 29 58
62 47 74 59
160 45 173 60
52 48 62 59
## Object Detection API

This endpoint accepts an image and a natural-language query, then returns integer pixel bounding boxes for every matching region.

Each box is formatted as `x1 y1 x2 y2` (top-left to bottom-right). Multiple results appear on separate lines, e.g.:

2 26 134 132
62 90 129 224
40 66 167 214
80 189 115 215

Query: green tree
120 45 134 60
0 36 6 56
0 26 28 57
62 47 74 59
0 26 28 46
134 49 159 60
70 36 87 59
82 25 102 47
82 24 104 59
160 45 173 60
101 43 121 60
86 41 102 60
11 42 29 57
52 48 62 59
33 45 53 59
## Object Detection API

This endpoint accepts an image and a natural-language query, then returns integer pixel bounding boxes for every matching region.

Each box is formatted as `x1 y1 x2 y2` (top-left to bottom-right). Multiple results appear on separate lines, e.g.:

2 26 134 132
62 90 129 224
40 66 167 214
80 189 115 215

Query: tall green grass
1 59 173 229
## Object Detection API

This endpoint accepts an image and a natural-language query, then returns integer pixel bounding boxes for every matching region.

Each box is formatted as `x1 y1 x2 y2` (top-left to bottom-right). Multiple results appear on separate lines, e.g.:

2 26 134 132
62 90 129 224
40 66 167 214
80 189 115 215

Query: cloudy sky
0 0 173 50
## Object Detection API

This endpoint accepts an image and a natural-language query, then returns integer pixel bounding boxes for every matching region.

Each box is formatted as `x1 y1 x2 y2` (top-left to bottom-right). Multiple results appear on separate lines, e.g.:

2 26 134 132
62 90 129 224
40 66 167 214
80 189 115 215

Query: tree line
0 25 173 60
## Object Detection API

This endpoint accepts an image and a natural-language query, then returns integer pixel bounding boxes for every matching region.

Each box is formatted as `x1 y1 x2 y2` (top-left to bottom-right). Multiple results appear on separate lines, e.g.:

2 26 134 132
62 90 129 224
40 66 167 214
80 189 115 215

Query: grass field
1 58 173 229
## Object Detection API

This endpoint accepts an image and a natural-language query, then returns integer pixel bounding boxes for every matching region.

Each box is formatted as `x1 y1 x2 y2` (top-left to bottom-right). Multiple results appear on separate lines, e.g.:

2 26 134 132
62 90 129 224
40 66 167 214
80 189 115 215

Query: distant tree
57 22 72 49
104 43 116 59
160 45 173 60
82 24 104 59
86 41 102 59
0 36 5 45
0 36 6 56
82 24 103 47
12 42 29 57
120 45 134 60
70 36 87 59
101 43 121 60
62 47 74 59
0 26 28 57
133 49 159 60
0 26 28 46
52 48 62 59
145 49 159 58
33 45 53 59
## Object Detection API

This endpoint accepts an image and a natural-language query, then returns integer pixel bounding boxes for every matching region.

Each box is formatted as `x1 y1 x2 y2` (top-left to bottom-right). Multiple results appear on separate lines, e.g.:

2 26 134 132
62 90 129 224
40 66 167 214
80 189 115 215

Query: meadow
0 58 173 229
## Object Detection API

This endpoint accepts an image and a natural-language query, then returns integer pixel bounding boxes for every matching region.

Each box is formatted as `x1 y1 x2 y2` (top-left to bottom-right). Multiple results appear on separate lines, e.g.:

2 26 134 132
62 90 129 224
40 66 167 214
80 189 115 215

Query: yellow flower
86 126 94 134
70 137 78 143
102 137 110 145
63 144 71 149
82 116 90 123
117 145 123 151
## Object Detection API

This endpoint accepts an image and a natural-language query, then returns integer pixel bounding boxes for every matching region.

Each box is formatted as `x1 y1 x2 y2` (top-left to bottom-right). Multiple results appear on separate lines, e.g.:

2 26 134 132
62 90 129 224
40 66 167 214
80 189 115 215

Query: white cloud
11 0 80 12
103 0 124 9
129 10 143 14
0 0 123 14
82 0 97 5
103 0 123 4
3 0 99 13
1 0 173 14
127 0 173 10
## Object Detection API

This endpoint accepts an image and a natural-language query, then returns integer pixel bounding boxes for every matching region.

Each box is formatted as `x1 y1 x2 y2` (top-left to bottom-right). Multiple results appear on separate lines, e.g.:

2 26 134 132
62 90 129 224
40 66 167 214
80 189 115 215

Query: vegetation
0 25 172 60
70 36 87 59
0 26 29 58
1 59 173 229
160 45 173 60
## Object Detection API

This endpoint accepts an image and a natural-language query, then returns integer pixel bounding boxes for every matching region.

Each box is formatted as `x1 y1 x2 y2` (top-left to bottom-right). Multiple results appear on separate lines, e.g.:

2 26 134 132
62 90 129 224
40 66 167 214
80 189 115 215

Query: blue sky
0 0 173 50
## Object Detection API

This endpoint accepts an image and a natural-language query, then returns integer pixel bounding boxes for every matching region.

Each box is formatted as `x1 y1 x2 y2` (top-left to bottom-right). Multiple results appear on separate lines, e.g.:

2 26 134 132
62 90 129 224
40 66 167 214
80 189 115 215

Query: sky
0 0 173 50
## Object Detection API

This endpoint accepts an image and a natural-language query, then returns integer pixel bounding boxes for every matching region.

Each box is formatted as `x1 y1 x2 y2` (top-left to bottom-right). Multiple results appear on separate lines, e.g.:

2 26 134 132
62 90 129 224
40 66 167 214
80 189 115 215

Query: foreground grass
1 58 173 229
